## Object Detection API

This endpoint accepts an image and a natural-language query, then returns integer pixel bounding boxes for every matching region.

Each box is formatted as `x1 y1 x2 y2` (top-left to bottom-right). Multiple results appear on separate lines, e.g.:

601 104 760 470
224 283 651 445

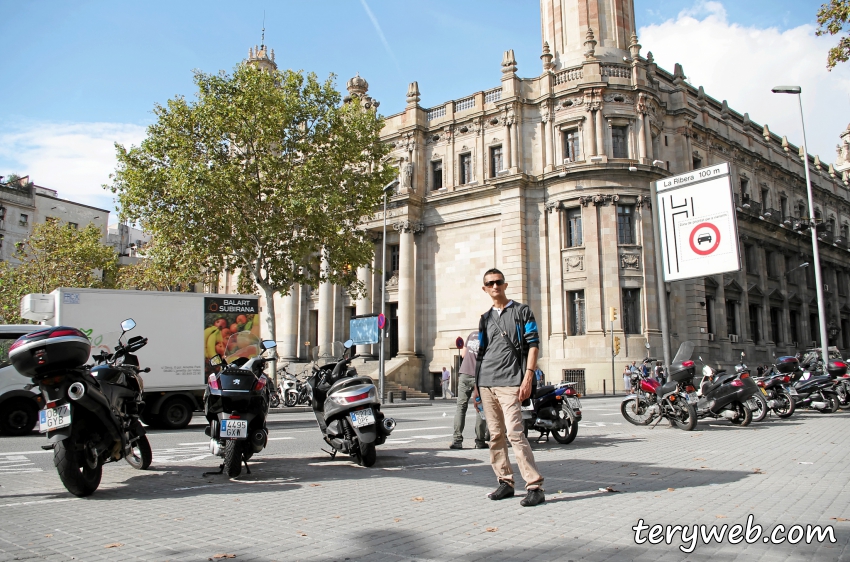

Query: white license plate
566 397 580 409
220 419 248 439
39 404 71 433
687 392 699 403
349 408 375 428
788 388 798 395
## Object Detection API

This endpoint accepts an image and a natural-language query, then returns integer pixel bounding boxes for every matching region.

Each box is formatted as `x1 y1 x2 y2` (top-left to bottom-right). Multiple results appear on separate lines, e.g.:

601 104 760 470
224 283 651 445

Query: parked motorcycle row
620 340 849 430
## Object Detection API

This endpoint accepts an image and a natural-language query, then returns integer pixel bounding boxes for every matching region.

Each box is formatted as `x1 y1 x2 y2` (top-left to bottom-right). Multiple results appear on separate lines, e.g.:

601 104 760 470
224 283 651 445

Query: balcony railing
554 67 582 85
484 88 502 103
426 106 446 121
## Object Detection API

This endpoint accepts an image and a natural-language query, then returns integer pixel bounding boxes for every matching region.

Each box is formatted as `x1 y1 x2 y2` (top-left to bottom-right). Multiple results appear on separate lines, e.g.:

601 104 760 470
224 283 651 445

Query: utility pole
610 307 617 395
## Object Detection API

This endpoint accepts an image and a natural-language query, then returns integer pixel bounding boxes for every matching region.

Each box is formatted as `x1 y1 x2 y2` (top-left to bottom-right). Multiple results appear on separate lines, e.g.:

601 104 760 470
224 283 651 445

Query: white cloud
639 1 850 164
0 121 147 221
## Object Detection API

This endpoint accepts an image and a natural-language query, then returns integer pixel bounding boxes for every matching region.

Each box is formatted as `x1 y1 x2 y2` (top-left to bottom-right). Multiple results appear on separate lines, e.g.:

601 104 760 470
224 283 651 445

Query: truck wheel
54 436 102 497
157 397 193 430
0 398 38 436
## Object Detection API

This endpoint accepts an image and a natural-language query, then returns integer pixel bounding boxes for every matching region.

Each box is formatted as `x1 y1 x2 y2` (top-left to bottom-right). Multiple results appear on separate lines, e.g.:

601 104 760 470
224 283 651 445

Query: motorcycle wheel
125 432 152 470
223 440 243 477
774 392 796 419
837 385 850 410
747 393 768 422
551 409 578 444
357 442 377 467
670 402 697 431
729 402 752 426
823 395 839 414
269 393 281 409
54 436 102 497
284 392 298 407
621 397 652 425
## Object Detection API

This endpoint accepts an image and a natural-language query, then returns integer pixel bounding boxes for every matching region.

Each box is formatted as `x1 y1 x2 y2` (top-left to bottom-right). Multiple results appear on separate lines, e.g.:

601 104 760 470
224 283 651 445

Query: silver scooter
306 340 395 467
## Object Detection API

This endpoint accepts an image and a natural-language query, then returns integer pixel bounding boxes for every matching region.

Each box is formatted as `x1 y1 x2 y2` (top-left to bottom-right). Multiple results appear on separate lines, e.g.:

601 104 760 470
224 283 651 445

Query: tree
817 0 850 70
0 222 118 323
116 238 218 292
110 63 394 343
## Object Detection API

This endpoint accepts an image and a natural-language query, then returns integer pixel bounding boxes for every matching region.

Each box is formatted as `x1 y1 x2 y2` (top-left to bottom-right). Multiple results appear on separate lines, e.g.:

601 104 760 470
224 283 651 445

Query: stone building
263 0 850 394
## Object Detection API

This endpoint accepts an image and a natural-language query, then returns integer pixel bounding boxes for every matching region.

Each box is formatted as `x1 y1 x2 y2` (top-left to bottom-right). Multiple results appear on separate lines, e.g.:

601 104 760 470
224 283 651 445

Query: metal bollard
401 390 407 401
603 380 606 396
429 390 435 400
388 391 394 403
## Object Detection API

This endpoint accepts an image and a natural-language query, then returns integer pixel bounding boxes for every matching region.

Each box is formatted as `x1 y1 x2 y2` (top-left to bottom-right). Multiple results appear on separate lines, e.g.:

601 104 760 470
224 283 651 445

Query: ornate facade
268 0 850 393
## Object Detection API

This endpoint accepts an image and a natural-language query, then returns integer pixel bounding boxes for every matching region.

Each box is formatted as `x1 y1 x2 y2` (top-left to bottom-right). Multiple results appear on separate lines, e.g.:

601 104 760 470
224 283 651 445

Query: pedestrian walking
449 331 490 450
441 366 453 399
623 364 632 392
471 268 545 507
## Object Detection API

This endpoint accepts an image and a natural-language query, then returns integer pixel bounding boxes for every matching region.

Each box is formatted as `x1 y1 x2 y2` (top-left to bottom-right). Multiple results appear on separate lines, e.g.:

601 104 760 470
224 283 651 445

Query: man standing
473 268 545 507
441 366 453 399
449 331 489 450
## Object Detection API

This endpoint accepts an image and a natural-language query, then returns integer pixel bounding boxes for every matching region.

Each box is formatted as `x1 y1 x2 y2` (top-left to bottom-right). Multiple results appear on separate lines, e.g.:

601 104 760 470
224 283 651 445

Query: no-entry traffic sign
653 163 741 281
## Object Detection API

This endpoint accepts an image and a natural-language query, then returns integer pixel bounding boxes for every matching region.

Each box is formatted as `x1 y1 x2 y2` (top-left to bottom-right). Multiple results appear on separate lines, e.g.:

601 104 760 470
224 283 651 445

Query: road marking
0 450 53 456
391 426 449 432
267 437 295 441
1 498 76 508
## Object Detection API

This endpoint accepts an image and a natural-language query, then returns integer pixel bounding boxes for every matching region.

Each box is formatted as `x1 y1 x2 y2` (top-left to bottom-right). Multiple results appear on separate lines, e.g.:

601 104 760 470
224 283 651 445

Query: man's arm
518 347 539 401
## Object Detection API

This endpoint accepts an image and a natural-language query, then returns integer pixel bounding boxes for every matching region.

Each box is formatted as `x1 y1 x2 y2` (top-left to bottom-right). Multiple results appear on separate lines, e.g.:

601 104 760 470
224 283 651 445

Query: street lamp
379 178 399 404
772 85 829 365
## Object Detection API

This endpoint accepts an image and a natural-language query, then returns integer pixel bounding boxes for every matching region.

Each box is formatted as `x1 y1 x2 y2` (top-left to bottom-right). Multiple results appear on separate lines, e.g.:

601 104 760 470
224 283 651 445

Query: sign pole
650 180 673 374
611 319 615 395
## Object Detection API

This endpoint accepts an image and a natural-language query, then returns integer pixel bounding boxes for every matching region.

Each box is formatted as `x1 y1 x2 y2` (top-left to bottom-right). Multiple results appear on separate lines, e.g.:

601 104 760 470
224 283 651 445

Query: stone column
546 205 565 356
504 122 513 169
539 120 548 171
510 115 520 171
636 116 646 160
644 115 654 160
356 265 373 356
545 115 555 170
595 108 605 157
318 256 334 347
587 108 597 157
280 284 300 361
395 221 418 356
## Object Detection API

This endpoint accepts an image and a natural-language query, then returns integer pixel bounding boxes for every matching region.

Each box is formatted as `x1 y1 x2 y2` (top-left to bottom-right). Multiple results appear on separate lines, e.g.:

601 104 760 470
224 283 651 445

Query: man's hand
518 371 533 401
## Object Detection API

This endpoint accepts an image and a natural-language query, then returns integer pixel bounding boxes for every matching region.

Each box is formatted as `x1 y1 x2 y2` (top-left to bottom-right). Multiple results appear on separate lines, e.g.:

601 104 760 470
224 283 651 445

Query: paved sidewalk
1 403 848 561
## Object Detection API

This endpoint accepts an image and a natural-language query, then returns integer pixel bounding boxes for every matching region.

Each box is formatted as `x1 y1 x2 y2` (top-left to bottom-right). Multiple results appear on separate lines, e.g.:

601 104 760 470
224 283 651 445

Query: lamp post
772 86 829 366
379 179 399 404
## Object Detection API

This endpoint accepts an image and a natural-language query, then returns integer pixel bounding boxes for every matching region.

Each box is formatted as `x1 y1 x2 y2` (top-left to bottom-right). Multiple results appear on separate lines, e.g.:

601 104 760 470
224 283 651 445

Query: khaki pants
479 386 543 490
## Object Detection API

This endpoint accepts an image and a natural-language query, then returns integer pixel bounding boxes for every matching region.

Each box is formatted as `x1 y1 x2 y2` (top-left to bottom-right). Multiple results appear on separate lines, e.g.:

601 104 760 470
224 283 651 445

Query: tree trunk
259 282 278 385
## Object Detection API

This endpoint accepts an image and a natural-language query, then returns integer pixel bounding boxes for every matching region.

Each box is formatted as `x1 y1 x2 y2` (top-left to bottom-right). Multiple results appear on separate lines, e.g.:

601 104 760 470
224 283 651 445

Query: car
697 233 712 245
0 324 43 435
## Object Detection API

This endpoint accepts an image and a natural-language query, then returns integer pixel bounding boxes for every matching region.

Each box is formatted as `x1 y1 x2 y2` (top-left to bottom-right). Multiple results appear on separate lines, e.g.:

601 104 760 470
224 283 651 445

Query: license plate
760 387 768 396
789 388 798 395
521 401 535 411
687 393 698 403
566 397 580 409
220 419 248 439
349 408 375 428
39 404 71 433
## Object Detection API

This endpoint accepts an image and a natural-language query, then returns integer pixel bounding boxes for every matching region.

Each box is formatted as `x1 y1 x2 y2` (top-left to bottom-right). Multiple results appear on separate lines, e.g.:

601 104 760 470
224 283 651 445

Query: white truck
15 288 261 430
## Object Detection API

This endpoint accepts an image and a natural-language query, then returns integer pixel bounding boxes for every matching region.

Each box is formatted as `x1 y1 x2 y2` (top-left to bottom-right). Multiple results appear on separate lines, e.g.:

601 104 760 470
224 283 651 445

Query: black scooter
521 382 582 443
204 332 276 477
791 365 839 413
691 352 757 425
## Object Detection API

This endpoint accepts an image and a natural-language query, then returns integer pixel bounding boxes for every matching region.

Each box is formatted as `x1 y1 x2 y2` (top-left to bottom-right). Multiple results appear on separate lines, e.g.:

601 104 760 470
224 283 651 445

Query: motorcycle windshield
89 329 123 362
224 331 262 362
312 342 345 367
671 341 695 364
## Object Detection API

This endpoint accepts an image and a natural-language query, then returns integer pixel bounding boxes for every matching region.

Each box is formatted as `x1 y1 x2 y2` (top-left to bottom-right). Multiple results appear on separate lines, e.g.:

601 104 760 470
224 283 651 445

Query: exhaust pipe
209 439 222 456
382 417 396 434
68 382 85 401
535 418 556 429
250 428 268 452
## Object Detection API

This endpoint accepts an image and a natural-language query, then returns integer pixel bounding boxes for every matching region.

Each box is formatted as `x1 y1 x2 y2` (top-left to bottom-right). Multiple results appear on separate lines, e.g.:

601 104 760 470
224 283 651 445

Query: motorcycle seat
655 380 678 396
534 385 555 399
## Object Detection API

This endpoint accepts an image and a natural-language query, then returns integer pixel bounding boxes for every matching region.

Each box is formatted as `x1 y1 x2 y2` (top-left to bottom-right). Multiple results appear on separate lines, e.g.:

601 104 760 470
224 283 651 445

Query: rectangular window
726 300 738 336
622 289 641 335
611 126 628 159
692 155 702 170
563 129 580 162
744 244 756 272
19 213 28 225
740 178 750 200
761 188 770 209
490 146 502 177
706 296 715 335
766 251 778 278
664 135 668 146
749 304 760 343
770 307 782 343
568 291 586 336
789 310 800 344
617 205 635 245
459 153 472 185
565 208 582 247
780 196 788 220
810 313 820 343
842 224 849 240
389 244 400 275
431 161 443 190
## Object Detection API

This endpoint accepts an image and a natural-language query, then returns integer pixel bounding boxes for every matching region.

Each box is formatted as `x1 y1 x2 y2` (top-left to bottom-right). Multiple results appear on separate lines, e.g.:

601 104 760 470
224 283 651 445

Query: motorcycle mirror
121 318 136 332
644 342 651 349
210 355 222 366
343 339 354 349
261 340 277 351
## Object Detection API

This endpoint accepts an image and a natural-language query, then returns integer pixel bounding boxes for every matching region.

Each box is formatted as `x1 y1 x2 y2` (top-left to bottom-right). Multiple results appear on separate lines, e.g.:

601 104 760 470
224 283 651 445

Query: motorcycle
278 365 311 407
738 362 768 422
521 381 582 444
204 331 276 477
690 352 757 426
789 361 840 413
10 319 152 497
620 342 697 431
307 340 395 467
753 370 796 419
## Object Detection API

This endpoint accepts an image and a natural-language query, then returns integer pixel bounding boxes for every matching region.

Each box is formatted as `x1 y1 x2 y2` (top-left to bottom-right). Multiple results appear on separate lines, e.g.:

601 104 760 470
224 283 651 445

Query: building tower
246 26 277 72
540 0 636 69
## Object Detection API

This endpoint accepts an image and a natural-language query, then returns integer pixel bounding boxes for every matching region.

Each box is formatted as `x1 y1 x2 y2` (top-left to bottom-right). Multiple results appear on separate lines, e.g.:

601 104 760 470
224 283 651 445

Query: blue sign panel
350 315 379 345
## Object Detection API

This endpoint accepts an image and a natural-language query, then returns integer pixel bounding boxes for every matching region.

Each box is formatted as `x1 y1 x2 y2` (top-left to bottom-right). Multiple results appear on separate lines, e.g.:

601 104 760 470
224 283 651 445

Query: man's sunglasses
484 279 505 287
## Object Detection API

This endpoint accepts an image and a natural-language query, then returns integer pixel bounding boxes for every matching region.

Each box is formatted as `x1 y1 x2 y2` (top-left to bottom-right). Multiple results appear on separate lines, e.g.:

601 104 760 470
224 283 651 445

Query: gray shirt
459 331 479 377
478 304 523 387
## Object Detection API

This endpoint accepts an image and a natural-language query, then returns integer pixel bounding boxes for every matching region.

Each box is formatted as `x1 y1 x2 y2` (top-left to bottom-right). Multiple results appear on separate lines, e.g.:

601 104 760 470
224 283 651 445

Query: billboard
203 297 260 375
654 163 741 282
349 314 379 345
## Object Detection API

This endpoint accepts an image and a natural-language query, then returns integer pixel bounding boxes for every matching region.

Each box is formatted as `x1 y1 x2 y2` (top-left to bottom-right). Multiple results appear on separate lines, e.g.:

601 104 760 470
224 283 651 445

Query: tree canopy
817 0 850 70
0 222 117 323
110 63 394 340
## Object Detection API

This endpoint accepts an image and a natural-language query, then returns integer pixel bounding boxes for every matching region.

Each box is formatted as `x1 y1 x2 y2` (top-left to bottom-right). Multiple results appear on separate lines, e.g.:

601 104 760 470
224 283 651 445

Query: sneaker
488 482 515 500
520 488 545 507
474 442 488 449
449 442 463 450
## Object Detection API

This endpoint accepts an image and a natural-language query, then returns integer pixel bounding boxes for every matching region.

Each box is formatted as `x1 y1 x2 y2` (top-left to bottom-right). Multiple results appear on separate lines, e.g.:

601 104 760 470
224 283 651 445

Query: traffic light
609 307 618 322
613 336 621 356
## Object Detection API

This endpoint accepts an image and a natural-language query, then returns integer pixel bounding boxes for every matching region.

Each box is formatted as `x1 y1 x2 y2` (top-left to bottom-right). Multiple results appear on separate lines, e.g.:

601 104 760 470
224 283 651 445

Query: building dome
346 73 369 97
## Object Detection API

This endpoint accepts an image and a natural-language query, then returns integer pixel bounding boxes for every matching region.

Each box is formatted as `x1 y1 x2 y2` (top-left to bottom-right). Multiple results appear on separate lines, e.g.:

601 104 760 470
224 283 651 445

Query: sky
0 0 846 223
